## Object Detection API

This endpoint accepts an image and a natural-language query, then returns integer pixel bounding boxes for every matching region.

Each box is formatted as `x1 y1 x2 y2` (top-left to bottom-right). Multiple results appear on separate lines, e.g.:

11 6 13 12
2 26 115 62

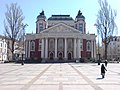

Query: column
25 40 28 58
74 38 76 59
91 40 94 58
94 40 96 59
45 38 48 58
55 38 57 58
64 38 67 59
41 38 44 58
28 40 31 58
78 39 81 58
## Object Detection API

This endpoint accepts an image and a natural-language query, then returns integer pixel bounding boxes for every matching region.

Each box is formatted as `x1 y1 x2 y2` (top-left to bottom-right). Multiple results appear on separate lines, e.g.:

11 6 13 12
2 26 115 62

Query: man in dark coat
101 64 107 78
105 60 108 67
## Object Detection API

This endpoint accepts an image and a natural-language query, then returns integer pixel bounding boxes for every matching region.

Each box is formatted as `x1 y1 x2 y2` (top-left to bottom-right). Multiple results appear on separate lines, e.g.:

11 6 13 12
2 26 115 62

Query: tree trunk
105 43 107 60
11 40 14 61
104 29 107 60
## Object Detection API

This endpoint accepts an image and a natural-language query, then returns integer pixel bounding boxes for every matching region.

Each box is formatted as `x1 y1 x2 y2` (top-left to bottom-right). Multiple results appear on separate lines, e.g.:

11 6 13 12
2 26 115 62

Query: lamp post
21 24 28 65
97 33 101 65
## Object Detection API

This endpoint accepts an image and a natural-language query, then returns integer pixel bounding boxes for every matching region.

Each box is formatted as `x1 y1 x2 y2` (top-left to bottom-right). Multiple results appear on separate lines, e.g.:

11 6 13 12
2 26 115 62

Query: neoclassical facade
25 10 96 62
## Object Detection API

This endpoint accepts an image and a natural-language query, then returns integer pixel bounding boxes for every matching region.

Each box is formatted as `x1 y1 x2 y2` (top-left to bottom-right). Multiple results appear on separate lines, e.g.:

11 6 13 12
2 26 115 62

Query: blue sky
0 0 120 37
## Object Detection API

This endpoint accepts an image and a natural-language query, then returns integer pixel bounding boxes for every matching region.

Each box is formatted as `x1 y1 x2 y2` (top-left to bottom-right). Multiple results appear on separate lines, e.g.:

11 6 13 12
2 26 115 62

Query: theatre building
25 10 96 62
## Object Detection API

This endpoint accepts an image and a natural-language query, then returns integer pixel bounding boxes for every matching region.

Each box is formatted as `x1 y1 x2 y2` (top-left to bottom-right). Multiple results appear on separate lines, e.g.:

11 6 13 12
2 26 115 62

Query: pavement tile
0 63 120 90
28 85 59 90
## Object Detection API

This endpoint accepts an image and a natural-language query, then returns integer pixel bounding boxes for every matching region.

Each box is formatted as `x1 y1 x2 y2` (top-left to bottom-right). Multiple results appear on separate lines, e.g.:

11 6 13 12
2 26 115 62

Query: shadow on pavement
96 77 103 80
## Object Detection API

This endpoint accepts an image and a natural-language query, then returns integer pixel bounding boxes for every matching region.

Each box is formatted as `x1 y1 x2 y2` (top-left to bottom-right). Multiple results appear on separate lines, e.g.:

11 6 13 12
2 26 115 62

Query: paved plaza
0 63 120 90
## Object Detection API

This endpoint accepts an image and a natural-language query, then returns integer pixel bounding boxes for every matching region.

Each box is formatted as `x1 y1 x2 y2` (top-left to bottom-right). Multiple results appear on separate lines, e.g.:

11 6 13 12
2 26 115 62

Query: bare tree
95 0 117 60
4 3 26 61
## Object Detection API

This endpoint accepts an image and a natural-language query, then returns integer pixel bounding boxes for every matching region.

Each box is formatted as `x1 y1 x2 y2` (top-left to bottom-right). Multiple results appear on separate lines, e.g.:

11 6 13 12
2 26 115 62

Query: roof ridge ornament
76 10 85 19
40 10 44 16
37 10 46 19
78 10 82 16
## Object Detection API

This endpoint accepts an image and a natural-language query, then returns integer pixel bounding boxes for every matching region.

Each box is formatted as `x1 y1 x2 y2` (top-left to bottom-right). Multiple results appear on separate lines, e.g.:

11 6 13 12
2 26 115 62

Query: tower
75 10 86 34
36 10 47 33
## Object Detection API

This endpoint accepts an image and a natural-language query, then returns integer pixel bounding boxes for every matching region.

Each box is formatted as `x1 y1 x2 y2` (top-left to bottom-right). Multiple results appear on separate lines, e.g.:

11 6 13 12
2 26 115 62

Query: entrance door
68 53 72 60
50 53 54 60
59 53 62 60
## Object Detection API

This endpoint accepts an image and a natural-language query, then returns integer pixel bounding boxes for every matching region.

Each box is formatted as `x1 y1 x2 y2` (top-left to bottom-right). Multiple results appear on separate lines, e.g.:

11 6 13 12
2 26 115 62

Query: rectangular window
4 49 6 54
0 43 1 47
39 23 43 31
0 48 2 52
39 45 42 51
39 39 42 51
80 40 83 51
79 23 83 32
5 44 6 47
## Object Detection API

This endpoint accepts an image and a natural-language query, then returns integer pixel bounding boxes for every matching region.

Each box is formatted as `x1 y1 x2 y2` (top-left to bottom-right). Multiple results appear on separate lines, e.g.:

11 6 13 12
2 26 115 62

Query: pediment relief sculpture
43 24 80 33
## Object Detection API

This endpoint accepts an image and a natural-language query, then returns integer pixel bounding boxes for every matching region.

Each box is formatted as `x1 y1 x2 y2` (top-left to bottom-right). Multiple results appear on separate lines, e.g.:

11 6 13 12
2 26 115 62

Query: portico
40 37 81 60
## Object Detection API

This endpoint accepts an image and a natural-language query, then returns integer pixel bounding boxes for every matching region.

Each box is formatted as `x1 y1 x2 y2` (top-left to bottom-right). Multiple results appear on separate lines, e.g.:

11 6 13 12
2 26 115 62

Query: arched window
87 41 91 51
49 39 54 51
67 39 73 51
58 39 63 51
30 41 35 51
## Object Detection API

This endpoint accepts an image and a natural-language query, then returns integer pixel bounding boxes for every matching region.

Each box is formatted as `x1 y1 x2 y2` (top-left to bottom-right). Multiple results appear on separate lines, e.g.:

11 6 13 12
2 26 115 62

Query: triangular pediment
41 23 81 33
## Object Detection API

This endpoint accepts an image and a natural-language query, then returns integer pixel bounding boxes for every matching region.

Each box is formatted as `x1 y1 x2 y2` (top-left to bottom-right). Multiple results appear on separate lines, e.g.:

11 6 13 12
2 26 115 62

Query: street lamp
21 24 28 65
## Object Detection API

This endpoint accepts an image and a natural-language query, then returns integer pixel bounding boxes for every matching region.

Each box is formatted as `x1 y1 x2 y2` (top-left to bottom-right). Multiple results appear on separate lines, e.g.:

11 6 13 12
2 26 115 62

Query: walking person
101 64 107 78
105 60 108 67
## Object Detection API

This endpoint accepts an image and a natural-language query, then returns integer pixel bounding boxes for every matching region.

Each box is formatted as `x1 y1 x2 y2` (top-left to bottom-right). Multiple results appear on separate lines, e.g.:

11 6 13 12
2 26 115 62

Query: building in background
0 37 7 62
25 10 96 62
0 35 24 62
107 36 120 61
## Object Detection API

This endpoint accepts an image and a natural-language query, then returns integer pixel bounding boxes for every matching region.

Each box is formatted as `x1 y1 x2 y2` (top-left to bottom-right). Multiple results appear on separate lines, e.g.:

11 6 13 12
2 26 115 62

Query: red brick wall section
35 39 39 51
30 39 41 59
81 39 92 58
81 39 87 58
86 51 91 58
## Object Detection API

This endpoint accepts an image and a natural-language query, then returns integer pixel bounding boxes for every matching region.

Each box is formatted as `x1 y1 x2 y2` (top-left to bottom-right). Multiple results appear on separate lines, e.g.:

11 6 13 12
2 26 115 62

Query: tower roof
37 10 46 19
48 15 74 20
76 10 85 19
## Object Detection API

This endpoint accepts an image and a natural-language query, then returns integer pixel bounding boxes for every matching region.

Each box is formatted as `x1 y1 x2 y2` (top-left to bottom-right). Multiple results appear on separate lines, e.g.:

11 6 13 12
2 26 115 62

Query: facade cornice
25 33 96 40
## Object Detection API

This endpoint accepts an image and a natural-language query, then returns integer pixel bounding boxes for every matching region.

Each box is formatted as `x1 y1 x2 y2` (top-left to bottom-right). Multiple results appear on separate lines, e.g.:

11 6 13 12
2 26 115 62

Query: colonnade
25 38 96 60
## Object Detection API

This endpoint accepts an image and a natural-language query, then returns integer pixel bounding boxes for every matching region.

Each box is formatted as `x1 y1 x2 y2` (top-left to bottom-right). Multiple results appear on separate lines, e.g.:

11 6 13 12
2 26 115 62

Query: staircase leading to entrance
45 59 76 63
